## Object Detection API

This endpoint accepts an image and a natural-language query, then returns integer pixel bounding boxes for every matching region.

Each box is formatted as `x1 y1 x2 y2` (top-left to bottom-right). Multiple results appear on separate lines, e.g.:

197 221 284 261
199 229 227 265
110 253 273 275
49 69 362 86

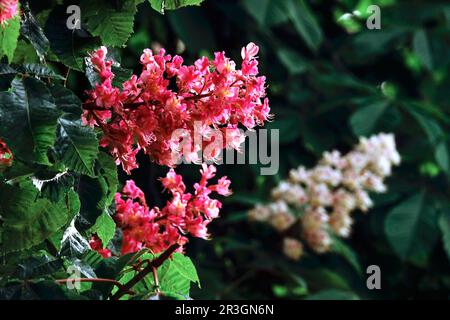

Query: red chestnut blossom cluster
82 43 270 173
91 164 231 256
0 138 13 167
0 0 18 24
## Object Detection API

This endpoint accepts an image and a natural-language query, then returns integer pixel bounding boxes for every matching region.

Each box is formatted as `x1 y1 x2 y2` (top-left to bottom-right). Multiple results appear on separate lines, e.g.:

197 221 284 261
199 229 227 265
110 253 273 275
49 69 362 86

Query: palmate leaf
0 77 61 165
81 0 143 47
149 0 205 14
0 15 20 62
385 191 439 266
0 180 80 253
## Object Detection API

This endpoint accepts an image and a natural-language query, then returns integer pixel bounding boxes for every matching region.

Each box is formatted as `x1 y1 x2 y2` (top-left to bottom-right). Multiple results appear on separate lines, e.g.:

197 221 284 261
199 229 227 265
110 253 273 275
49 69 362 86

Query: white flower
310 165 342 186
354 189 373 211
248 204 271 222
282 237 304 260
248 132 401 257
289 166 310 184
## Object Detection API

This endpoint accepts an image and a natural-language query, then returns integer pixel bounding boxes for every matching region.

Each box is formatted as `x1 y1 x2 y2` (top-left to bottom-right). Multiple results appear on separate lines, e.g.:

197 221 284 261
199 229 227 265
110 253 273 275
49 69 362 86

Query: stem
111 243 180 300
64 68 70 87
183 93 212 101
55 278 134 294
152 267 160 294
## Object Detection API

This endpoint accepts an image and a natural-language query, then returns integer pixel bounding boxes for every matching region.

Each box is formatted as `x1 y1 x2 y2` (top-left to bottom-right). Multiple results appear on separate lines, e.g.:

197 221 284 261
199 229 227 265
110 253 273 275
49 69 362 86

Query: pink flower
83 43 270 172
89 236 112 258
241 42 259 60
210 176 232 196
160 168 186 194
122 180 146 204
0 138 13 167
0 0 18 25
114 164 231 255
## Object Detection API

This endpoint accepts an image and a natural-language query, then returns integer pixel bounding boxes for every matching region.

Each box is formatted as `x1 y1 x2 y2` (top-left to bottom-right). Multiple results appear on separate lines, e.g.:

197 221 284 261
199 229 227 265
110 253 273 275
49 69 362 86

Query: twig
152 267 160 294
111 243 180 300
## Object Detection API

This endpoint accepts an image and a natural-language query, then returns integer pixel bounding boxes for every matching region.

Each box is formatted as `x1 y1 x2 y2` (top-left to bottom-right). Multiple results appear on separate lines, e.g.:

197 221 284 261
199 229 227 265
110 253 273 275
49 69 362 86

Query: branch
81 93 212 111
111 243 180 300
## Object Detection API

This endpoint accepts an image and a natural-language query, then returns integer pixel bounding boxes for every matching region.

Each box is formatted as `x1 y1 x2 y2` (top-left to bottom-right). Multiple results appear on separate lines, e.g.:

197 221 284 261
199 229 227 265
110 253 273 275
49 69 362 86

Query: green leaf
385 192 439 265
45 5 99 71
20 6 50 58
438 209 450 263
91 213 116 248
60 222 91 258
20 64 64 80
14 255 63 279
284 0 323 52
349 100 389 136
241 0 289 27
81 0 139 47
0 180 80 253
93 252 139 295
412 29 450 71
330 238 362 274
276 48 308 75
171 253 201 288
49 84 82 116
0 77 61 165
158 259 191 298
149 0 205 14
40 174 75 203
435 142 449 173
11 40 39 64
56 117 99 177
408 109 448 172
0 15 20 62
77 152 118 230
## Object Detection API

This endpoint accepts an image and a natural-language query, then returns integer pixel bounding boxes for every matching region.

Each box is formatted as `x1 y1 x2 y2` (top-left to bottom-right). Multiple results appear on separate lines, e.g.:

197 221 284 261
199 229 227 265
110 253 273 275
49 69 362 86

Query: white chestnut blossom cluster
249 133 401 261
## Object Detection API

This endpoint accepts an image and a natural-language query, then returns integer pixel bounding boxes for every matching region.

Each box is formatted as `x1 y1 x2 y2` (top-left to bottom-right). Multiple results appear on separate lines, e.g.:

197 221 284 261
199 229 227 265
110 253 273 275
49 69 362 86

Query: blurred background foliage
27 0 450 299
